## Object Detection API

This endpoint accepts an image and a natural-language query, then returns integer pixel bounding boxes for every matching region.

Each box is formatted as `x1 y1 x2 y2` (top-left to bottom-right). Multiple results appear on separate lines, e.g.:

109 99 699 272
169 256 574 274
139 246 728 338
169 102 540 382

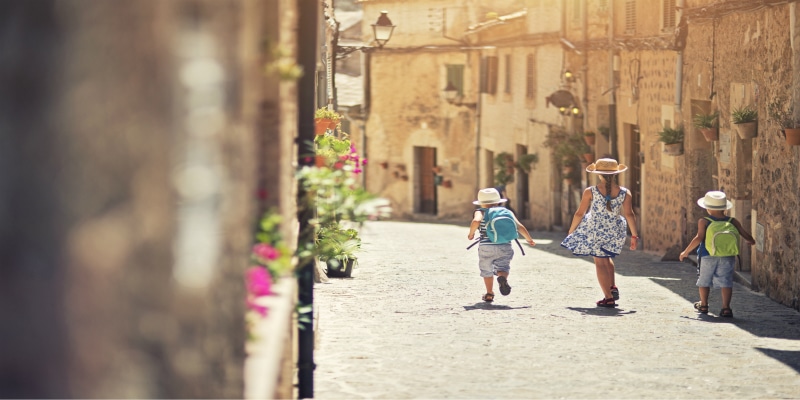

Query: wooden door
415 146 437 214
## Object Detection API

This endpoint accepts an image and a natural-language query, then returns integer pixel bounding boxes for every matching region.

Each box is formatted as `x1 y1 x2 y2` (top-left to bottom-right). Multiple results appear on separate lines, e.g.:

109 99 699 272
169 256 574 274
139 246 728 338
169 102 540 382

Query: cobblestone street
314 221 800 399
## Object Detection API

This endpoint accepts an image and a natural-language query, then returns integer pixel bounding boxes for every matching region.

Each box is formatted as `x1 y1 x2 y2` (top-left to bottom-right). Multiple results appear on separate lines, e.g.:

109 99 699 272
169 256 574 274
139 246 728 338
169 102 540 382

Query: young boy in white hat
679 191 755 317
467 188 536 302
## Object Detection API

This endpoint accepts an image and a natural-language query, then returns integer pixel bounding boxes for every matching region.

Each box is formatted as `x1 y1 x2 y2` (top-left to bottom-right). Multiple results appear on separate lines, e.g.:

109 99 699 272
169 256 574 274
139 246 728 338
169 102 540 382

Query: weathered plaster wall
690 6 799 308
364 49 478 219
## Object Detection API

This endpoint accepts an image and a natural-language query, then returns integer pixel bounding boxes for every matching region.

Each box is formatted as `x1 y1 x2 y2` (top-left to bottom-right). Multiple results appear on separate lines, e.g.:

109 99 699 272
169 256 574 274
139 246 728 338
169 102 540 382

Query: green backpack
704 217 740 256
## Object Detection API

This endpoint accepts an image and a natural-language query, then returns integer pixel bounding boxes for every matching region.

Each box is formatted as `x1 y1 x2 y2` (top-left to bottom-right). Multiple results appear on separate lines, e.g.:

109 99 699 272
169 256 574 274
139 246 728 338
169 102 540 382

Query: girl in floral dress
561 158 640 307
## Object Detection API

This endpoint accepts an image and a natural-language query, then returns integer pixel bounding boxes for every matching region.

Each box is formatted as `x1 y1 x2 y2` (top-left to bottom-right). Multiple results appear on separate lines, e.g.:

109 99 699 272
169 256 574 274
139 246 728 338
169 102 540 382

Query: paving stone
314 221 800 399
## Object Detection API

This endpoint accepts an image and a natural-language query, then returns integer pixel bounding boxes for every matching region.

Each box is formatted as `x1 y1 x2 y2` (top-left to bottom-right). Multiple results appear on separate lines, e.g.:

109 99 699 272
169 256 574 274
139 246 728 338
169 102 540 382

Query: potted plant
768 100 800 146
494 152 515 186
692 111 719 141
314 107 341 134
583 131 596 146
316 224 360 278
732 106 758 139
658 125 684 156
515 153 539 174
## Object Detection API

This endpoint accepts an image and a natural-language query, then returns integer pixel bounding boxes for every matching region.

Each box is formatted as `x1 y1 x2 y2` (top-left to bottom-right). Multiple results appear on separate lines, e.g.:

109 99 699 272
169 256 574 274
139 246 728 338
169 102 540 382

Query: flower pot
699 127 718 142
442 180 452 188
582 153 594 163
784 128 800 146
315 155 327 168
584 135 596 146
663 142 683 156
314 119 329 135
326 258 354 278
328 119 339 130
735 121 757 139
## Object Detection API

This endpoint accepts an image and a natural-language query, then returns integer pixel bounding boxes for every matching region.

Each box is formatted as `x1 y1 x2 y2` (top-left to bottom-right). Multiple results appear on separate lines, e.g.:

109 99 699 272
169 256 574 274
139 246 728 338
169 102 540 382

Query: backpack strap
515 238 525 256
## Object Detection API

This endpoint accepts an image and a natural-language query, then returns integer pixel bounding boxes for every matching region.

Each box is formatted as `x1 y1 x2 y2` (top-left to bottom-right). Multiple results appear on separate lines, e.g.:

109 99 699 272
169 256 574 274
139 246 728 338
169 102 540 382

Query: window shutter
487 56 498 95
526 54 535 99
446 64 464 96
504 55 511 94
662 0 676 29
625 0 636 35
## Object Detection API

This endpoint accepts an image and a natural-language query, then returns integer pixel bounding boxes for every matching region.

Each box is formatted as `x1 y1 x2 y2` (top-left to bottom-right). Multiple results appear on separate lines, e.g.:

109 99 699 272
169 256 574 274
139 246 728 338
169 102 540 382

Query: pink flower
334 162 344 169
253 243 279 261
353 168 362 174
247 298 268 316
246 266 272 297
361 159 368 165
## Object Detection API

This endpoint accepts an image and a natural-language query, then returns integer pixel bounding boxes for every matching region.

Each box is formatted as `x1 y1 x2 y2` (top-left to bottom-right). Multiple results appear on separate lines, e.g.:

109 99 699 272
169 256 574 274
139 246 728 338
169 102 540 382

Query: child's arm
467 210 483 240
513 216 536 246
731 218 756 245
621 189 640 250
567 187 593 234
679 218 707 261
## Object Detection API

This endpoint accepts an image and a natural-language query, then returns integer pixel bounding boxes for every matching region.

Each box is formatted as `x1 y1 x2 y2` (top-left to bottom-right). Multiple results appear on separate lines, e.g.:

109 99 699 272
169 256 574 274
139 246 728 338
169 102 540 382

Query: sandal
596 298 617 308
720 307 733 318
610 286 620 300
497 276 512 296
693 302 709 314
482 293 494 302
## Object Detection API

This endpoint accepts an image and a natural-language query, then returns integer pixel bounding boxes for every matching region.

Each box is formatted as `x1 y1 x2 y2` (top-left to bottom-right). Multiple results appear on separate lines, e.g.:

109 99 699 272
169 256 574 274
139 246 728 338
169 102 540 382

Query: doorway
627 124 641 211
414 146 437 215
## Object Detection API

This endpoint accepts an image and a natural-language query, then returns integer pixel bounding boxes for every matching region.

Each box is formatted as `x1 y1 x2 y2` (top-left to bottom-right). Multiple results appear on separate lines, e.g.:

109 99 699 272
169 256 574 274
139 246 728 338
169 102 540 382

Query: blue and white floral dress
561 186 628 257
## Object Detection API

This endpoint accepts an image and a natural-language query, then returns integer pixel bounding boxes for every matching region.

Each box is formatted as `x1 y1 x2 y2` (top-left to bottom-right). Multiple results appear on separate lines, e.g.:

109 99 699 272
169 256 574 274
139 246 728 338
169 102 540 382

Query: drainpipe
474 51 482 193
581 0 588 133
608 0 617 159
675 0 685 116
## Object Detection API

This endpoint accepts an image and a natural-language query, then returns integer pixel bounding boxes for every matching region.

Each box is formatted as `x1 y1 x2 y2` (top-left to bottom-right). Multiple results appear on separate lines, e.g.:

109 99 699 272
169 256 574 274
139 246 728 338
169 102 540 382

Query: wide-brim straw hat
697 191 733 210
472 188 508 205
586 158 628 174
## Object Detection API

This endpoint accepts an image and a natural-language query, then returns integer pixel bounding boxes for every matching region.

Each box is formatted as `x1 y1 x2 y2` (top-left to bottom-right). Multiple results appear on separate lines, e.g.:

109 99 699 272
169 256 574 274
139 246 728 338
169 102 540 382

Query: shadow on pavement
463 303 532 311
566 307 637 317
755 348 800 374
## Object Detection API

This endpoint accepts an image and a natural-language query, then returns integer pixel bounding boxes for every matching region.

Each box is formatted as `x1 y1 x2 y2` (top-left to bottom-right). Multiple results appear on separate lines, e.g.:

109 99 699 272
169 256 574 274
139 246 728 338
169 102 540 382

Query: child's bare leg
698 286 710 305
721 287 732 309
594 257 614 299
483 277 494 294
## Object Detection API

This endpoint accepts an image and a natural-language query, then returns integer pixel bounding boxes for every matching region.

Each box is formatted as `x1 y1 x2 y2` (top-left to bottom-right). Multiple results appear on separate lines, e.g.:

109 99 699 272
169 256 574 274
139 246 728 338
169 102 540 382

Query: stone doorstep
686 254 754 290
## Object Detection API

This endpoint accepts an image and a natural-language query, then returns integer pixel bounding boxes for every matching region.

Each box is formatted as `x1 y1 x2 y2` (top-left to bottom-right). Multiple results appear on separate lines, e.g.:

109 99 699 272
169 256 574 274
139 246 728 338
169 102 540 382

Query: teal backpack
704 217 740 256
484 207 519 244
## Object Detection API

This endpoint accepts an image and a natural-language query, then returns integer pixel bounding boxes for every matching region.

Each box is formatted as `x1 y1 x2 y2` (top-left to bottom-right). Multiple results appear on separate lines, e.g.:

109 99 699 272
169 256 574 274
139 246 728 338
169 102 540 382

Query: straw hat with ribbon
585 158 628 174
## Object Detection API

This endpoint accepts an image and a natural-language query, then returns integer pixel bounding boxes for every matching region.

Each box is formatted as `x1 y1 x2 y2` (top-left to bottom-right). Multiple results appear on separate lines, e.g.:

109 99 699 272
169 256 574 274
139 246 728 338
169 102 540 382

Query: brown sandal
482 293 494 302
596 298 617 307
694 302 709 314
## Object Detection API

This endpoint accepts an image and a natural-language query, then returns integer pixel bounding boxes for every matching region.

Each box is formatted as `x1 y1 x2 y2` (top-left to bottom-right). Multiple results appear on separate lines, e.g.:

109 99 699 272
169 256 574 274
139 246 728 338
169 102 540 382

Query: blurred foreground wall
0 0 295 397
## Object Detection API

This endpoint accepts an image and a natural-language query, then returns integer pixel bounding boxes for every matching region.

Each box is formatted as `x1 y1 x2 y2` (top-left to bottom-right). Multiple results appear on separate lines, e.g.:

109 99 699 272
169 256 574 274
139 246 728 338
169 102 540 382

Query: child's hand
526 238 535 246
468 232 475 240
679 251 687 261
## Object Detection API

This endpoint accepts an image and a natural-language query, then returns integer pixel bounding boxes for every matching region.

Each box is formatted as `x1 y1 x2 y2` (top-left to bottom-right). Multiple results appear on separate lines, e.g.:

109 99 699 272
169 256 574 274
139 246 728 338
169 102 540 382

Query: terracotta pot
314 119 329 135
663 142 683 156
442 180 452 188
700 127 718 142
735 121 758 139
784 128 800 146
315 155 327 168
584 135 596 146
328 119 339 130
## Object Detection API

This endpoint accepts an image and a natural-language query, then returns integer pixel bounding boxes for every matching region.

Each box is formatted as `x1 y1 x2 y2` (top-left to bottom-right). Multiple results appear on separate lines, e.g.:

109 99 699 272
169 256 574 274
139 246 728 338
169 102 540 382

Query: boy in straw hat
468 188 536 303
679 191 754 318
561 158 639 307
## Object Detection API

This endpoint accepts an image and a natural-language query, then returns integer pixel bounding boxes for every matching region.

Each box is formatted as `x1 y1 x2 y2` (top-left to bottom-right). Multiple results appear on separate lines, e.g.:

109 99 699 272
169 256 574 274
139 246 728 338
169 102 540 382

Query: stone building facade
357 0 800 310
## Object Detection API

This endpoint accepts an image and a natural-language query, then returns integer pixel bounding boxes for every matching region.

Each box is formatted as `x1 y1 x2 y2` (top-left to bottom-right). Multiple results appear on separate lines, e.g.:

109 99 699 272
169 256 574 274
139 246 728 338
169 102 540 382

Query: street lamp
335 11 395 59
442 81 476 108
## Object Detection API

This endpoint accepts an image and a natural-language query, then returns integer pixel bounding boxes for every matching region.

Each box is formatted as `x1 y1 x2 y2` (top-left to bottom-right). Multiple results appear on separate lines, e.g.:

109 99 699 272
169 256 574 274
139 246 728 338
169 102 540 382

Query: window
480 56 498 95
526 54 535 100
504 55 512 94
446 64 464 97
625 0 636 35
662 0 676 30
572 0 582 24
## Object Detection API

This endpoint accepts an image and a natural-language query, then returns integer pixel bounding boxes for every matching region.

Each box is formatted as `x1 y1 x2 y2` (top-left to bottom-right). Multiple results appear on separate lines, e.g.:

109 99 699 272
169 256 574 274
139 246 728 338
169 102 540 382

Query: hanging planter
663 142 684 156
732 106 758 139
699 128 719 141
658 125 684 156
784 128 800 146
583 131 596 146
314 119 330 135
692 111 719 142
735 121 758 140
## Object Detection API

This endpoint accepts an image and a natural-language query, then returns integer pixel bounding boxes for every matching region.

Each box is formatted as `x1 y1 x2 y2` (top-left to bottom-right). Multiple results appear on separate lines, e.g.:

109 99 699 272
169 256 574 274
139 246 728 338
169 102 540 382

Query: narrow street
314 221 800 399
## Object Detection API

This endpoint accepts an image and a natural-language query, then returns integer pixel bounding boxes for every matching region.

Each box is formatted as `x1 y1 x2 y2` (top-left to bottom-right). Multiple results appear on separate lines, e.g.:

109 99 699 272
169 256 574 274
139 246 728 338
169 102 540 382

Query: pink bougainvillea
246 266 272 297
253 243 279 261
